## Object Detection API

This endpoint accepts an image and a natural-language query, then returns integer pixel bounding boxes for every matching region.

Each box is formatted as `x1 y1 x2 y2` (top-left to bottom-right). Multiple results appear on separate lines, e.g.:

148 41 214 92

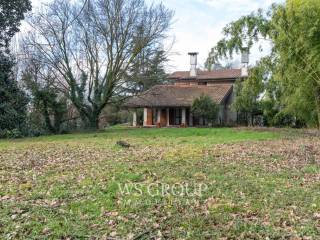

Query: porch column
189 111 193 127
181 108 186 125
132 110 137 127
157 108 161 124
143 108 148 126
166 108 170 126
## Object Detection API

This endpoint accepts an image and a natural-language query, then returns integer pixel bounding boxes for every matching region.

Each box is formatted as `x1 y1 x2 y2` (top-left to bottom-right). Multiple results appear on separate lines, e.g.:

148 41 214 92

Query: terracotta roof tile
124 84 233 108
169 69 242 80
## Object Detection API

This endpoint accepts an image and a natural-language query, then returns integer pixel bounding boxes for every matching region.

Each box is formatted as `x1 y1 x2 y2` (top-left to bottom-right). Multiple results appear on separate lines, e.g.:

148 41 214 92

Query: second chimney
241 48 249 77
188 52 198 77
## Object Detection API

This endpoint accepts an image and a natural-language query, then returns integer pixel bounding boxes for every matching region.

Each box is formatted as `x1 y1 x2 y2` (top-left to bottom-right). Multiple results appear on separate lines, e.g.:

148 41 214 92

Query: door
160 109 167 127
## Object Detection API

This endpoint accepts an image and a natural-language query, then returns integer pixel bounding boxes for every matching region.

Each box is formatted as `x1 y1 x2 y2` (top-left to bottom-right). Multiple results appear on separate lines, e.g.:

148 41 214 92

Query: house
124 53 248 127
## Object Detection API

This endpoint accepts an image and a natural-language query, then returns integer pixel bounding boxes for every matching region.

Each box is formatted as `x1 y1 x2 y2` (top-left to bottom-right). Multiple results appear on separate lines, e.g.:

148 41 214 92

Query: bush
100 105 132 127
191 94 219 126
0 129 23 139
272 111 295 127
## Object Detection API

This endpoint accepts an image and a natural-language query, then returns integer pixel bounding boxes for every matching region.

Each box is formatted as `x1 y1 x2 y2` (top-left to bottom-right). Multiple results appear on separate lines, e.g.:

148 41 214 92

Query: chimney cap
188 52 199 56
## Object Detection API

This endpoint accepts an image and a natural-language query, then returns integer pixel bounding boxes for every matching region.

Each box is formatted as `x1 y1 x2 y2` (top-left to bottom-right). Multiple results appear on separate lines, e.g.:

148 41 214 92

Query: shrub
0 129 23 139
191 94 219 126
272 111 295 127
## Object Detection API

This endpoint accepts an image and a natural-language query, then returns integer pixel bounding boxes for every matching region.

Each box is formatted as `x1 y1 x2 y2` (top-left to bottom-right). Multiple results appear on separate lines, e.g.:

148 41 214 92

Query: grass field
0 127 320 239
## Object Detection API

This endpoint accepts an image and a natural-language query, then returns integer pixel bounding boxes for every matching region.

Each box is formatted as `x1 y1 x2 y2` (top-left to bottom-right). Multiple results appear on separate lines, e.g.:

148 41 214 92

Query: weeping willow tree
207 0 320 128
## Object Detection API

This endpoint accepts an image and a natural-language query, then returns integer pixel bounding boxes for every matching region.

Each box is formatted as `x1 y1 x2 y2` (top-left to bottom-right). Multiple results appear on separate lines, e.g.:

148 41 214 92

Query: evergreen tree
0 54 28 136
0 0 31 137
0 0 32 49
127 49 170 93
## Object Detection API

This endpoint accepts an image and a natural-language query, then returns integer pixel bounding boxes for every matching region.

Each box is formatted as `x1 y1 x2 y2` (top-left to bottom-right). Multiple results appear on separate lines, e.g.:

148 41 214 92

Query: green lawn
0 127 319 239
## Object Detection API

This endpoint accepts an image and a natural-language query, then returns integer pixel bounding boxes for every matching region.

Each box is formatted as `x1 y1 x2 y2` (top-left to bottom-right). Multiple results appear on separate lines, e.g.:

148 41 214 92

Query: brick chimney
188 52 198 77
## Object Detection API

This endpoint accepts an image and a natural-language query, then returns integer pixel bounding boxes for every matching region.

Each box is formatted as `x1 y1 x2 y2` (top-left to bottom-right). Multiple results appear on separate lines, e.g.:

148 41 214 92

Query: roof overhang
123 84 233 108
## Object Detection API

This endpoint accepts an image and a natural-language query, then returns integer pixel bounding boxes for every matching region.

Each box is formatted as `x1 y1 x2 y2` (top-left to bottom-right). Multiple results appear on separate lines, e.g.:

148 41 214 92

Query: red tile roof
124 84 233 108
169 69 242 80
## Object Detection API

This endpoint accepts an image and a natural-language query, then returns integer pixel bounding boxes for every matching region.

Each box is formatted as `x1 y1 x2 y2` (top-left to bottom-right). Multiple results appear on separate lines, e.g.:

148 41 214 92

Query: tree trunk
245 112 249 127
316 95 320 130
87 113 100 130
251 112 254 127
317 106 320 130
42 102 57 134
315 87 320 130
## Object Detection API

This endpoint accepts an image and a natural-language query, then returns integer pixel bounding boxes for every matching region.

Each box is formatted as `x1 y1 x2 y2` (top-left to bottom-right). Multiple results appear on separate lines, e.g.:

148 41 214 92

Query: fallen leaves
313 212 320 220
206 137 320 173
1 129 320 239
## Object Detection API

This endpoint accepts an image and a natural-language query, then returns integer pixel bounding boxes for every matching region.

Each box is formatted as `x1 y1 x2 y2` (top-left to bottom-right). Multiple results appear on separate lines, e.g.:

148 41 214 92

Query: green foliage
232 61 266 125
191 94 219 125
206 9 270 65
261 98 278 126
0 54 29 136
206 1 320 128
0 0 32 49
272 111 295 127
233 69 264 112
0 0 31 138
26 110 48 137
23 73 68 134
128 49 170 92
272 0 320 127
0 128 23 139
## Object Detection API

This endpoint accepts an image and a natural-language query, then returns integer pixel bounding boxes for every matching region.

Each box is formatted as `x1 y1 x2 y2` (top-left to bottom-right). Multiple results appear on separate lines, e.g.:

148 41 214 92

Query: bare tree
24 0 173 129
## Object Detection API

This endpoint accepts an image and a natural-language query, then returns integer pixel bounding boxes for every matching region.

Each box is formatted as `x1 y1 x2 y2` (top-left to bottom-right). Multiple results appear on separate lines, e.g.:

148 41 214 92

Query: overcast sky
28 0 284 71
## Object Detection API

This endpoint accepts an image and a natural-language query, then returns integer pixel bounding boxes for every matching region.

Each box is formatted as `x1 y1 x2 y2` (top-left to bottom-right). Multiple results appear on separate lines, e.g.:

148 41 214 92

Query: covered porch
132 107 194 127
